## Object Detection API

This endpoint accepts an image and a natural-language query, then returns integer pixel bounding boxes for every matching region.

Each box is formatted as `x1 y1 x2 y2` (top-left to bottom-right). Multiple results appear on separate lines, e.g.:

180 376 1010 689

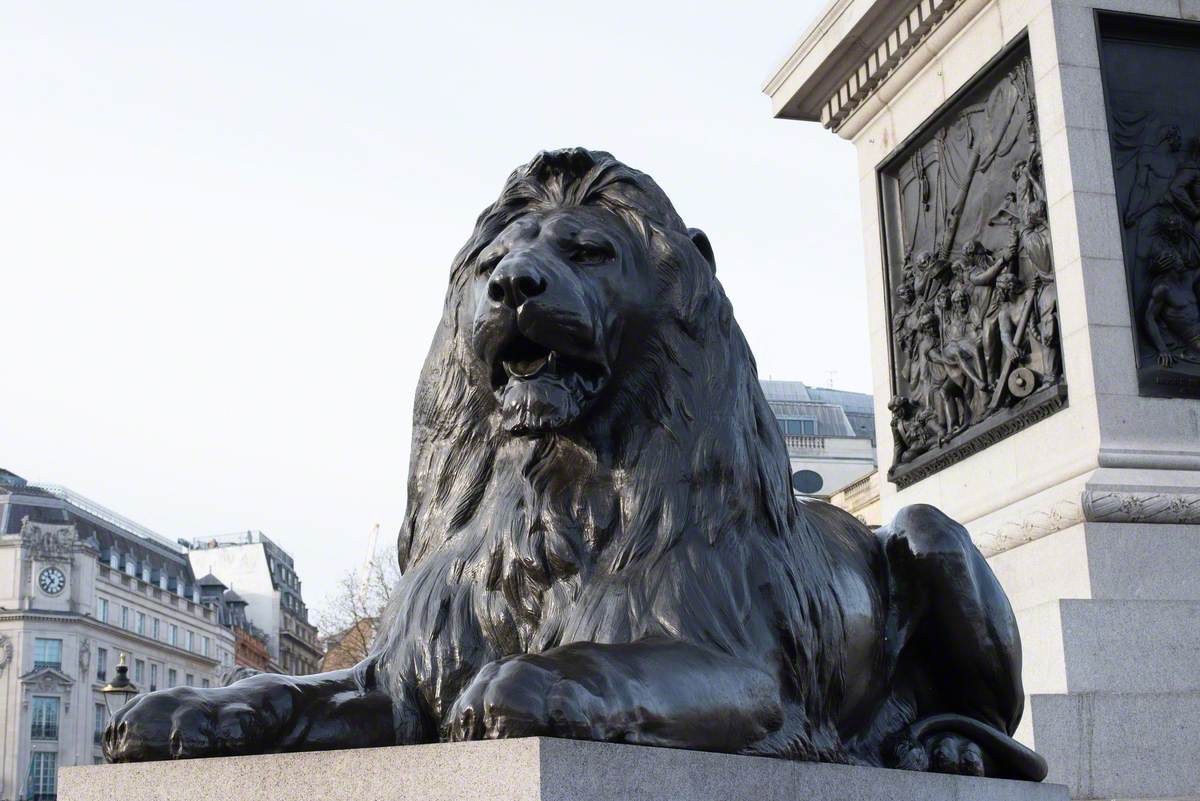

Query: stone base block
1028 691 1200 800
60 738 1067 801
987 522 1200 613
1016 598 1200 695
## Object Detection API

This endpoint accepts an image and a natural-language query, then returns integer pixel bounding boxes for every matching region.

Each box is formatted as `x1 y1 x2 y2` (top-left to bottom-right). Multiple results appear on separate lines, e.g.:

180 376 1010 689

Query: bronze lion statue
104 148 1046 781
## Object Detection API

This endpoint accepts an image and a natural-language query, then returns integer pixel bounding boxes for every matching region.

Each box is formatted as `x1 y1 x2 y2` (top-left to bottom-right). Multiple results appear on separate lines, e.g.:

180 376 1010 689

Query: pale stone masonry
766 1 1200 798
0 470 234 800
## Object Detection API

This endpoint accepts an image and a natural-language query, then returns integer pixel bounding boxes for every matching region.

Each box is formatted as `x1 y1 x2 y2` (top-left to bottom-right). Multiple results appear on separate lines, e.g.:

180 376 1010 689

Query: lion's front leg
443 638 783 751
105 661 397 761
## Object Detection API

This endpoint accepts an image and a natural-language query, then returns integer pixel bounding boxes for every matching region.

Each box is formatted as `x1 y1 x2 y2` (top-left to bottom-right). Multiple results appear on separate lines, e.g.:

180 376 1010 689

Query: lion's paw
444 656 606 742
104 687 280 762
891 732 986 777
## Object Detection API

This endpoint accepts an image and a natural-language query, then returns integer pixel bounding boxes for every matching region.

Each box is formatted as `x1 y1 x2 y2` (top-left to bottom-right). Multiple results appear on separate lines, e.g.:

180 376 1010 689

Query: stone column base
990 521 1200 799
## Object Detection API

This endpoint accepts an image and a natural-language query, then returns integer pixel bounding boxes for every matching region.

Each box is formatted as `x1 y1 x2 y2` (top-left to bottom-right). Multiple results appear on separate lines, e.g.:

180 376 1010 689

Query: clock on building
38 567 66 596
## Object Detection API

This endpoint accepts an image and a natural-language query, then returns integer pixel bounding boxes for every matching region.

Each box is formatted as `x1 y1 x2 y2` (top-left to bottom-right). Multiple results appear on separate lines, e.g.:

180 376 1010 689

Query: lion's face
471 206 656 436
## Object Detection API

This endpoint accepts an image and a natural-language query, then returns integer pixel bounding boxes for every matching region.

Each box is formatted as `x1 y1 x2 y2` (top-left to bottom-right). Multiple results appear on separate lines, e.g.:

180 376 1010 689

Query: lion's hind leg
878 504 1042 781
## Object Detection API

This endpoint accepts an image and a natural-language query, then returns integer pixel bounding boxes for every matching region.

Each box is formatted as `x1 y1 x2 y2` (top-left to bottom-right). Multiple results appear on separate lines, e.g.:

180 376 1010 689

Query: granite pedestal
60 739 1066 801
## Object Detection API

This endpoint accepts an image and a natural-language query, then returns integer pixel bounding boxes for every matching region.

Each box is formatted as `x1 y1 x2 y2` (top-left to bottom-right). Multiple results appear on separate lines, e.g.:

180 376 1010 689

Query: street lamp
100 653 139 717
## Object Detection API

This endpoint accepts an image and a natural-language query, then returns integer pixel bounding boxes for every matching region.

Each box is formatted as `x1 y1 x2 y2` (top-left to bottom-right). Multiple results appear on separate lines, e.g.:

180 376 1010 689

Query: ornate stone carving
880 43 1066 487
1082 489 1200 524
0 635 12 674
19 518 78 563
972 498 1086 558
1099 14 1200 398
79 638 92 673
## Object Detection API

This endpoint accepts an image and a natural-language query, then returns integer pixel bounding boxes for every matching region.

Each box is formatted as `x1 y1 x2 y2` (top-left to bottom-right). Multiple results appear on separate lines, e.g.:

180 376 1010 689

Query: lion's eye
570 243 613 265
477 254 502 276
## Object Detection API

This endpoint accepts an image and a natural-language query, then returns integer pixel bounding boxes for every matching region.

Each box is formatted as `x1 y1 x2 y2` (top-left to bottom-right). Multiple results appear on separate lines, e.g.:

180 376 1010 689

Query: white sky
1 1 868 613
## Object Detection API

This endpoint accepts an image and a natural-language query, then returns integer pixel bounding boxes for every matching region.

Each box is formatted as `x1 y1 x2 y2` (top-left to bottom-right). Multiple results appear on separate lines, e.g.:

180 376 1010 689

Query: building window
150 663 159 692
133 659 145 685
30 697 59 740
136 612 146 636
33 639 62 671
121 606 129 629
96 647 108 682
201 678 210 689
185 673 194 686
202 636 210 657
188 631 195 652
29 751 56 801
778 418 816 436
97 597 109 624
168 668 177 688
169 624 178 647
94 703 106 745
152 618 160 640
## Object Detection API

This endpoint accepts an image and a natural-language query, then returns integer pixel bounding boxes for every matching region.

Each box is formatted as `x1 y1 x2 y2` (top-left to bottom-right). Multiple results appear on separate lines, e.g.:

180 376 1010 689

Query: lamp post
100 653 139 717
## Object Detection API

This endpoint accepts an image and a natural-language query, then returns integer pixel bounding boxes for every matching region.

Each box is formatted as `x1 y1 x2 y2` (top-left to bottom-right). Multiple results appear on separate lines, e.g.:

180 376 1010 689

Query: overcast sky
1 1 867 614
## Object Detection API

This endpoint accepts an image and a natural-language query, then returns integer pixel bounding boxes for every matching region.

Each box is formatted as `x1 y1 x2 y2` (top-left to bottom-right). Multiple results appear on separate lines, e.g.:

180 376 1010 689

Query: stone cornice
762 0 858 99
0 609 223 665
764 0 996 138
820 0 963 132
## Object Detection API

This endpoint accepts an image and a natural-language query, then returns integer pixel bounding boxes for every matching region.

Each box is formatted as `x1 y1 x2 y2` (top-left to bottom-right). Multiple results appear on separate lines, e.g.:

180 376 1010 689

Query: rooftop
759 380 876 442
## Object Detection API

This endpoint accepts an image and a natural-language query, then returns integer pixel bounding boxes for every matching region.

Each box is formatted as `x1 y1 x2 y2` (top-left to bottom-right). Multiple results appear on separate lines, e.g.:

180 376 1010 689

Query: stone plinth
60 739 1066 801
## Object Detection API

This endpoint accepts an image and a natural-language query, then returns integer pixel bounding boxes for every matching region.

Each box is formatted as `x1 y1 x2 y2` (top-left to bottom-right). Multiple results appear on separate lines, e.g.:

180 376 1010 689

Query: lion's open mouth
490 333 609 434
491 334 607 394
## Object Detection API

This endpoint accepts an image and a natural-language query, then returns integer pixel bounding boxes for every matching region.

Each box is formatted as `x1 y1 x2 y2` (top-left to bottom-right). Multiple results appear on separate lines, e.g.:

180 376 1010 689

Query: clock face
38 567 66 596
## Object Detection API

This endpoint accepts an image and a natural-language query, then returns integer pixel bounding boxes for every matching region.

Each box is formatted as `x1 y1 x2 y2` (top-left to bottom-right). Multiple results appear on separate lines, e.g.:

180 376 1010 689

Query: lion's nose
487 259 548 308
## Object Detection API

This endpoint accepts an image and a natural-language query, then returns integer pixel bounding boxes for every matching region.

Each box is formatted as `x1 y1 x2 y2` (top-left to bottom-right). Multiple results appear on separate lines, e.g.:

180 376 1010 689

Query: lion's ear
688 228 716 274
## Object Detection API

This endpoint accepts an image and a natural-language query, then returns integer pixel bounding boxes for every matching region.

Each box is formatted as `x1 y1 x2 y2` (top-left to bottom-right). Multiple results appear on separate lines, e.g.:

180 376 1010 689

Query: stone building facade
760 380 877 498
0 471 234 800
186 532 321 676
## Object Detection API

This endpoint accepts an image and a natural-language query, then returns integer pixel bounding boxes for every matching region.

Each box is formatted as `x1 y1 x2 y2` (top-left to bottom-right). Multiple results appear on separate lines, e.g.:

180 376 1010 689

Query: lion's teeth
504 355 548 378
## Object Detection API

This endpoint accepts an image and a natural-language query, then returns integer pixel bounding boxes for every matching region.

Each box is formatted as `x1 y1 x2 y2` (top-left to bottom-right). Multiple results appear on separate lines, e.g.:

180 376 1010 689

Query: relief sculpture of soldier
882 49 1065 484
102 147 1049 783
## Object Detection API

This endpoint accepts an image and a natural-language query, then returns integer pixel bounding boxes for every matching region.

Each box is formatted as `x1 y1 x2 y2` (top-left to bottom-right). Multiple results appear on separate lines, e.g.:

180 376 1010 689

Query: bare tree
316 544 400 670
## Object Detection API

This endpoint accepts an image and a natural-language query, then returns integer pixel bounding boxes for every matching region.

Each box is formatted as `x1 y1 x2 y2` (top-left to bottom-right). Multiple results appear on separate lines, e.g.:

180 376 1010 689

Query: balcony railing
783 435 826 450
33 661 61 671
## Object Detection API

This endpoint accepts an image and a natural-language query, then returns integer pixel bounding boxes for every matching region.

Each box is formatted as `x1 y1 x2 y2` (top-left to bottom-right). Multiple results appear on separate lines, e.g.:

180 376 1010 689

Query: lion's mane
380 149 857 761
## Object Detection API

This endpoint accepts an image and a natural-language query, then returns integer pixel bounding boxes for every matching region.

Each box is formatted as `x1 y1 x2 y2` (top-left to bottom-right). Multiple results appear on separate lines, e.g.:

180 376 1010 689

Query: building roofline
30 483 184 554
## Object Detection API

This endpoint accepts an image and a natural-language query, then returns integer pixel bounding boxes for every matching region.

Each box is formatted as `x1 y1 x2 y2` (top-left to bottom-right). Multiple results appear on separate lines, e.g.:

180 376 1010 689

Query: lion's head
461 149 717 435
399 149 794 599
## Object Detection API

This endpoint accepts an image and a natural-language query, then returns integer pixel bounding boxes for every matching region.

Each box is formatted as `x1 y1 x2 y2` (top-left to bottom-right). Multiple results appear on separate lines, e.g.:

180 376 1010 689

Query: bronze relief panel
879 41 1066 488
1099 13 1200 399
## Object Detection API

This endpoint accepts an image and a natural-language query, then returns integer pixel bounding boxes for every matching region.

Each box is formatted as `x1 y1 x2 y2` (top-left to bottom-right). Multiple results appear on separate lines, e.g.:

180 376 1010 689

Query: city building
195 574 272 673
826 471 881 528
186 532 321 676
760 380 877 499
0 469 235 799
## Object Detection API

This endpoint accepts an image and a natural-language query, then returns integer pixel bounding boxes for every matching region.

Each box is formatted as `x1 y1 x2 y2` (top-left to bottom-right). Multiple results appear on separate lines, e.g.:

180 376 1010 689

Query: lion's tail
888 713 1049 782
